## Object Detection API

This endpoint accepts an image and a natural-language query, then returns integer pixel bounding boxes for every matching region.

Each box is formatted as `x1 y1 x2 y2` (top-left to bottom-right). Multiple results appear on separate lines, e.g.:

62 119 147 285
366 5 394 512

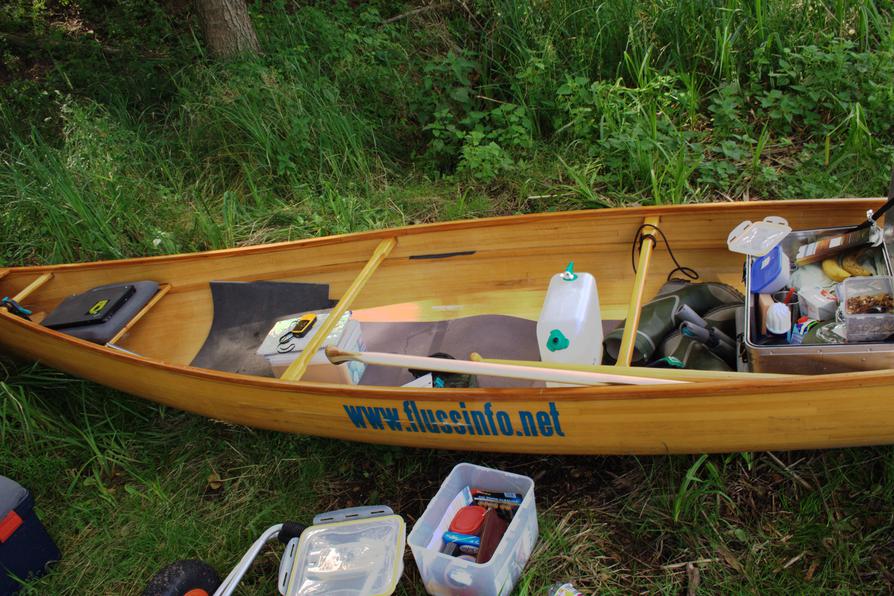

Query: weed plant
3 1 894 266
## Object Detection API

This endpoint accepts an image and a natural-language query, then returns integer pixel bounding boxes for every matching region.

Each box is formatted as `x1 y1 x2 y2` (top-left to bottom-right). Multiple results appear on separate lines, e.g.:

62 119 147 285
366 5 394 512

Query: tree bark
195 0 260 59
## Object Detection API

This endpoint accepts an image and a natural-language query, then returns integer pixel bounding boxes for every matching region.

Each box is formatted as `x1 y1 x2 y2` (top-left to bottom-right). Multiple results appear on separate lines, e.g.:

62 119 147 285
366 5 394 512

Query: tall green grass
4 0 894 268
0 105 177 264
174 60 380 191
474 0 894 201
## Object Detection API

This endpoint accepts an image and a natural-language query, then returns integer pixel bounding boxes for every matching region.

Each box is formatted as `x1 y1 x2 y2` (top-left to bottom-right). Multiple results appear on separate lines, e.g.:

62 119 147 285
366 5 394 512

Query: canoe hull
2 199 894 454
3 304 894 455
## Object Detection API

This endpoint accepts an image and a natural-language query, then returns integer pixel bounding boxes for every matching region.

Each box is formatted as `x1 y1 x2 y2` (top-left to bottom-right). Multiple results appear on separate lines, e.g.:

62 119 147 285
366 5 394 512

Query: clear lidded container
838 276 894 343
284 510 405 595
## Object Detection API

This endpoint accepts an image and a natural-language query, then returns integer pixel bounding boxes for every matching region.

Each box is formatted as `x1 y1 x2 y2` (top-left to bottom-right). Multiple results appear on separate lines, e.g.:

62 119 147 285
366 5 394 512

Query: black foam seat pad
43 281 159 345
190 281 335 376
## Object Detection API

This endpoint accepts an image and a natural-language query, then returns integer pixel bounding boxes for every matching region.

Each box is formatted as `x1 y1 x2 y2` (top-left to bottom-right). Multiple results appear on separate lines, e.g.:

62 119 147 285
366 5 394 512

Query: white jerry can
536 262 603 370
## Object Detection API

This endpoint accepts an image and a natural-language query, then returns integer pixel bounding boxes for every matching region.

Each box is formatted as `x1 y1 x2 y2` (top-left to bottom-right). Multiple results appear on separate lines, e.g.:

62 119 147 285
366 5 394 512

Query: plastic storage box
256 311 366 383
408 463 538 596
282 506 405 595
838 276 894 342
0 476 60 594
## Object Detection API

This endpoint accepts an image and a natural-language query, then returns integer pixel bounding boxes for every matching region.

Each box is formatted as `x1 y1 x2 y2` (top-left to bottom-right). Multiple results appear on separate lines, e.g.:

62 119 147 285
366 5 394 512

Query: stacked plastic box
408 463 538 596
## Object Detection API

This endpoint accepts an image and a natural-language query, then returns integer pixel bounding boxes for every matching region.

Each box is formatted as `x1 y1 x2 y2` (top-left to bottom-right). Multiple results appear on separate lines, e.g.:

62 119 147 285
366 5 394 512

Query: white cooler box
408 463 538 596
256 311 366 383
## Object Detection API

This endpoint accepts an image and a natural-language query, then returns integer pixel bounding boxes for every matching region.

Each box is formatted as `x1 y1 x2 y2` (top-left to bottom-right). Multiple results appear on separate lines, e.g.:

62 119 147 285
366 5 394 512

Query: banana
822 257 851 282
839 248 874 277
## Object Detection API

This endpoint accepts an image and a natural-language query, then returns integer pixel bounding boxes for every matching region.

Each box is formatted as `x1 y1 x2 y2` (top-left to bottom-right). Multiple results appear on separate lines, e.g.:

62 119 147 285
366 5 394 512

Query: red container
448 505 487 536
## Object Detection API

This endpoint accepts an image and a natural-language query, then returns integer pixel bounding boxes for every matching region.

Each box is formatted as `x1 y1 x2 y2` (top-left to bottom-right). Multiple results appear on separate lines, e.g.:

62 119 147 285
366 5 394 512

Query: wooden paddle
325 347 686 386
469 352 796 382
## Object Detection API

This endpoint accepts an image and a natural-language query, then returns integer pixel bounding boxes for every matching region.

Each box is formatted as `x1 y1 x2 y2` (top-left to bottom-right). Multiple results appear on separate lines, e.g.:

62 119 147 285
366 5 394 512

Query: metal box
744 221 894 374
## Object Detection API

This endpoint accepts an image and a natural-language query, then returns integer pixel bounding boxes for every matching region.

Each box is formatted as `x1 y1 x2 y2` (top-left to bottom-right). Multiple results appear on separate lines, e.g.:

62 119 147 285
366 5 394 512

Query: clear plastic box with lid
838 276 894 343
408 463 538 596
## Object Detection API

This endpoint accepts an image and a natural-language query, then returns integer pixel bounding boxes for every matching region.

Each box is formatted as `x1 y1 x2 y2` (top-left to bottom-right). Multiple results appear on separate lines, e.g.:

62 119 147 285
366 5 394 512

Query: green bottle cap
546 329 570 352
561 262 578 281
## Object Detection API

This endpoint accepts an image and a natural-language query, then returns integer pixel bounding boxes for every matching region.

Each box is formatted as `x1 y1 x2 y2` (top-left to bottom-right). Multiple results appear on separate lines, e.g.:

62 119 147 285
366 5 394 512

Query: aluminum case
744 217 894 374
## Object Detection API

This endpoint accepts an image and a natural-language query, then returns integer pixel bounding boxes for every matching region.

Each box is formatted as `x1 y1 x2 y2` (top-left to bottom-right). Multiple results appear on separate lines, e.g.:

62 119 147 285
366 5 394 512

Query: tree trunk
195 0 260 59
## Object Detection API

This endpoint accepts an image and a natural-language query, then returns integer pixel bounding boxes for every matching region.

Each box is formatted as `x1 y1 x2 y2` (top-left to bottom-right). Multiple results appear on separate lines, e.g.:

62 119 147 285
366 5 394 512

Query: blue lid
750 244 787 293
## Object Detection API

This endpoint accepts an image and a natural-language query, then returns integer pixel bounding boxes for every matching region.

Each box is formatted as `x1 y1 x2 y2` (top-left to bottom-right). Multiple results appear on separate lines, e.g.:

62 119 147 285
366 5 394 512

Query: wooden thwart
616 216 660 366
280 238 397 382
106 284 172 346
469 353 796 382
13 273 53 304
327 347 685 386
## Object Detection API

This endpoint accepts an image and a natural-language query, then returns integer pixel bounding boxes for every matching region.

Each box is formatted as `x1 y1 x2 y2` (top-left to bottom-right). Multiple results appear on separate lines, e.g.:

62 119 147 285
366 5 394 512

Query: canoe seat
41 281 160 345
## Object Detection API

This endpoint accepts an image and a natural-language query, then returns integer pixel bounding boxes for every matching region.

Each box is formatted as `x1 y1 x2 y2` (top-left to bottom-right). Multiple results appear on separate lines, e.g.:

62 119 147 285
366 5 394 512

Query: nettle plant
420 51 533 181
553 74 701 202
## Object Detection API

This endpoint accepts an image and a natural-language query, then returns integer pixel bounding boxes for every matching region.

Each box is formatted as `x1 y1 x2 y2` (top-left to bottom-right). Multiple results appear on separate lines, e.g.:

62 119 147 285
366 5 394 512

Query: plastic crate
408 463 537 596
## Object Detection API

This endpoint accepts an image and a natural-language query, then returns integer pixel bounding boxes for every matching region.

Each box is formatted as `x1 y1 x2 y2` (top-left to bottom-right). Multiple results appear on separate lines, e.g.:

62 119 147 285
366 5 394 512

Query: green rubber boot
603 281 744 365
657 304 743 371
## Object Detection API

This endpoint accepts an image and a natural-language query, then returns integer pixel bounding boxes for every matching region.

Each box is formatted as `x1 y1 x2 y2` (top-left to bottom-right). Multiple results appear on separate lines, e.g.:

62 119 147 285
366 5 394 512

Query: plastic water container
536 263 603 367
408 464 538 596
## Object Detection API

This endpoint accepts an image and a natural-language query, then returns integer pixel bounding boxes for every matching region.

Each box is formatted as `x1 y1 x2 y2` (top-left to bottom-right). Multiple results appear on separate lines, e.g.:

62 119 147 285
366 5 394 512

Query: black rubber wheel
277 521 307 544
142 559 222 596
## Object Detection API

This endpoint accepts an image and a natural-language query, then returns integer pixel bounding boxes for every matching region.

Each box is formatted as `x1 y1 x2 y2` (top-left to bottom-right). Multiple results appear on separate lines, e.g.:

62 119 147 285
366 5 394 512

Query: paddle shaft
325 347 685 386
469 353 796 382
617 215 660 365
280 238 396 381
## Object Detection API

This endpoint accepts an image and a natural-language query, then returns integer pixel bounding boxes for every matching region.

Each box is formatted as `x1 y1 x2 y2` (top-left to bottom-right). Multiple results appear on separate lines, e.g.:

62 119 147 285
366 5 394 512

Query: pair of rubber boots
604 280 744 371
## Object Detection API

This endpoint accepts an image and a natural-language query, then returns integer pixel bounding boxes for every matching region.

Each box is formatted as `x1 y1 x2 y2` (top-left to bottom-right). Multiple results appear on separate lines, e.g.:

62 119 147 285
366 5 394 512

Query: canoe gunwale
2 198 885 276
2 197 893 403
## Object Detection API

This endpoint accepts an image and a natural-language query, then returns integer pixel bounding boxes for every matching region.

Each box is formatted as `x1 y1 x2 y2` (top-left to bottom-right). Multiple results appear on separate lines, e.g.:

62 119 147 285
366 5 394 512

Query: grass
3 364 893 594
2 0 894 593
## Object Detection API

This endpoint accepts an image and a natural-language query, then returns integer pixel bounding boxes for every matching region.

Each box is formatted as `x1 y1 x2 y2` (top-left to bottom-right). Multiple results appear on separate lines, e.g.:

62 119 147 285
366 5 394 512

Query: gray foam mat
359 317 622 388
190 281 335 376
191 279 622 387
359 316 541 388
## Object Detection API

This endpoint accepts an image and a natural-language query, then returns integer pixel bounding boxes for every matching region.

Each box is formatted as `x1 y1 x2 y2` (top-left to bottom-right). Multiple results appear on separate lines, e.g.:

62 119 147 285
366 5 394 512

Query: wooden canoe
2 198 893 455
